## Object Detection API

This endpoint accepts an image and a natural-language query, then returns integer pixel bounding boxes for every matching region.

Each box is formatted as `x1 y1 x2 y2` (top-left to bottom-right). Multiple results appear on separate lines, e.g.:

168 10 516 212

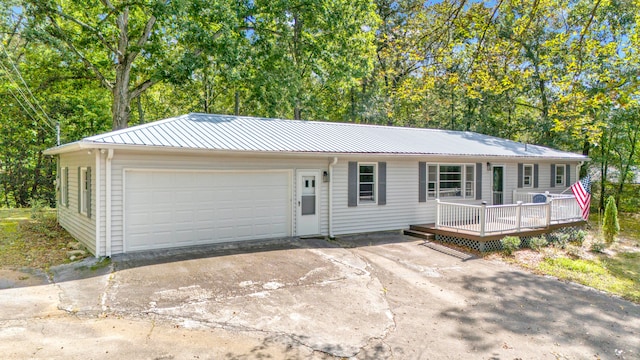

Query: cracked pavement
1 233 639 359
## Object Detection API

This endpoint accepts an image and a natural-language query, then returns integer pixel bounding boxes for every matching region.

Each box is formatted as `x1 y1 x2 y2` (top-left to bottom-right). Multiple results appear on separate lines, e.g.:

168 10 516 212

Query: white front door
296 170 319 236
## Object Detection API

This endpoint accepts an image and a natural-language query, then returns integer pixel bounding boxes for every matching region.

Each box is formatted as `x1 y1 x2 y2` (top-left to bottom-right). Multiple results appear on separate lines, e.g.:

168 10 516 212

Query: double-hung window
555 164 565 186
358 163 376 203
426 164 475 199
523 164 533 188
60 167 68 207
79 167 90 216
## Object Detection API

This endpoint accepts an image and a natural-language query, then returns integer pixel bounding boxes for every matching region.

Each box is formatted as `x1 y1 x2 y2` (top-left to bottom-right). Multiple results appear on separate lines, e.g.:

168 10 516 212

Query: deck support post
480 202 486 236
515 201 522 232
545 198 552 227
435 199 441 229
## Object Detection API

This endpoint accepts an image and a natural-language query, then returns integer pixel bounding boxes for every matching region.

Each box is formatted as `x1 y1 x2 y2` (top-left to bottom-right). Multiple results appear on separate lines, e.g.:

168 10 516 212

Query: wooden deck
409 220 587 242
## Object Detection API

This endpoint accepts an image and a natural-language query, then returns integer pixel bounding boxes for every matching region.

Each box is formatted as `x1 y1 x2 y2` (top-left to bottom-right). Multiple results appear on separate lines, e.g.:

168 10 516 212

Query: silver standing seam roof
45 113 587 160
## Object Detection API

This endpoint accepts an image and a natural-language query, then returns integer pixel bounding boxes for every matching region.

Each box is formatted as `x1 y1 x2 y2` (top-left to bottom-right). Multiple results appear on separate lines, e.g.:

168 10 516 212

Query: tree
23 0 242 130
603 195 620 245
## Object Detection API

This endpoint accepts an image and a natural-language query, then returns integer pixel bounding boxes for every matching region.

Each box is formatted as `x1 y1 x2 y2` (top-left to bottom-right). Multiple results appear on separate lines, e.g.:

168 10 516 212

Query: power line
0 61 54 131
0 42 56 129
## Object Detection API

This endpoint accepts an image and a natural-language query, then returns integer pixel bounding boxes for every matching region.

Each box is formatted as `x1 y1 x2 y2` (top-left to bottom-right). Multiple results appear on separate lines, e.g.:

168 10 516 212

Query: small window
60 167 68 207
79 167 90 216
523 164 533 188
555 164 565 186
358 163 376 202
427 165 437 199
465 164 475 198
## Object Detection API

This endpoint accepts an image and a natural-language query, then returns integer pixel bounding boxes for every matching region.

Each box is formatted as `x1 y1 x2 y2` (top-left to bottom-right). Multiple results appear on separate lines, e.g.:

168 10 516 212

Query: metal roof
47 113 587 159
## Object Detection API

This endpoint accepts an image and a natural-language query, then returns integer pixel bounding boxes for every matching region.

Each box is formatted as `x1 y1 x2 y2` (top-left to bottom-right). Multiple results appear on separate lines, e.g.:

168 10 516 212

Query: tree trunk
136 95 144 124
112 63 132 130
234 90 240 115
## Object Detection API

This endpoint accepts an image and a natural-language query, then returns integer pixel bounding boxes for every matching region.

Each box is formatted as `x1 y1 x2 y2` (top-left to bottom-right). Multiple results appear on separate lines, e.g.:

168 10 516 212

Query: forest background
1 0 638 212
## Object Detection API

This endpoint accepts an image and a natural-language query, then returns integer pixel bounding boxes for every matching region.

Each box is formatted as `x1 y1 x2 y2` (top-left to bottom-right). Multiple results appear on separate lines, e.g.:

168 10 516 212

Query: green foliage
539 256 640 303
603 196 620 244
571 230 587 246
552 233 571 249
501 236 521 256
590 242 606 253
529 236 548 251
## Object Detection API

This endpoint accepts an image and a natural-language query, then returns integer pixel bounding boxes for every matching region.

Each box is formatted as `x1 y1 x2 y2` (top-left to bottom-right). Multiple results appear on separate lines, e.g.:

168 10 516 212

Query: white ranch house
44 113 588 256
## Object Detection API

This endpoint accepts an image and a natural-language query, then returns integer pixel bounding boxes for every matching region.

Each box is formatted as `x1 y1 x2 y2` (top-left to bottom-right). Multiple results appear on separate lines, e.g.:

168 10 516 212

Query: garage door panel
125 170 291 252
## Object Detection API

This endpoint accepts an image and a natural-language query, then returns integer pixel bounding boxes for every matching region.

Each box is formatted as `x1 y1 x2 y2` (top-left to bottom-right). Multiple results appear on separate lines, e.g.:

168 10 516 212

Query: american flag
570 176 591 220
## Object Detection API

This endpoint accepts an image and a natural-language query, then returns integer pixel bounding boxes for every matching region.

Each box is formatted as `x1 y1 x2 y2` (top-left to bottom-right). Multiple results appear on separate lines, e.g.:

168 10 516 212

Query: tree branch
43 5 118 56
129 78 158 100
46 15 113 90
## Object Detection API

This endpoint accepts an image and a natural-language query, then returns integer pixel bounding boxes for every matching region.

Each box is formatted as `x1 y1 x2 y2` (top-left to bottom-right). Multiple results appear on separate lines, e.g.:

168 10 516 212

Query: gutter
328 157 338 238
44 141 590 162
106 149 114 257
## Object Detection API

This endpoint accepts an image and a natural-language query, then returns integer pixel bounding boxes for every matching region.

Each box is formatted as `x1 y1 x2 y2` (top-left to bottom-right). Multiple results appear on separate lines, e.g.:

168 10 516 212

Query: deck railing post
435 199 441 229
480 202 486 236
515 201 522 232
546 198 552 227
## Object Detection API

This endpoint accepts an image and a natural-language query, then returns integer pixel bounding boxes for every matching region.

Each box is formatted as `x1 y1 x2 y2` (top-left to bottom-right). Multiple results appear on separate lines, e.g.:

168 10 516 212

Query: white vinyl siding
56 153 96 255
107 151 330 255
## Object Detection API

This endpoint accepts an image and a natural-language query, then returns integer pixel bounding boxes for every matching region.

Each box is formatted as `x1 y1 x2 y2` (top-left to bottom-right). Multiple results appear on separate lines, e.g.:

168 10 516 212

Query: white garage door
124 170 291 252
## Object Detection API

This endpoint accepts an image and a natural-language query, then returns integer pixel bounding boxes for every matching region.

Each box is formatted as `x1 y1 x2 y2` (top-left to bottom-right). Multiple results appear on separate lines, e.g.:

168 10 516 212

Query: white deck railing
512 190 574 204
436 196 582 236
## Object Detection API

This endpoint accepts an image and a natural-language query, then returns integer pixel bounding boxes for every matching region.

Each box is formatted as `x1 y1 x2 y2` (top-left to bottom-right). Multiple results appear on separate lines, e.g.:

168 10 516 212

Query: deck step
403 229 435 241
422 242 475 260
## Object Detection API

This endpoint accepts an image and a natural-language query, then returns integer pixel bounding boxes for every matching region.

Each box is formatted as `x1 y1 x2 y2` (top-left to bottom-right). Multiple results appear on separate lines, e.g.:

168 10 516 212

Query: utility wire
0 60 55 131
0 41 57 130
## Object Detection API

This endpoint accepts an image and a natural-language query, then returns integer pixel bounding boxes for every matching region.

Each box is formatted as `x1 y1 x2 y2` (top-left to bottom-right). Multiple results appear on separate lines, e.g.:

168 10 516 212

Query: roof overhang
44 141 590 162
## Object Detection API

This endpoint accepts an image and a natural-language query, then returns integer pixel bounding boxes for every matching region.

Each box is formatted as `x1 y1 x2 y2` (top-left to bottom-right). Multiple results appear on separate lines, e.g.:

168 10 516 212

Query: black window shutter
378 162 386 205
476 163 482 200
517 163 523 188
65 167 69 207
550 164 556 188
348 161 357 207
87 167 92 219
418 162 426 202
566 164 571 187
533 164 539 188
77 167 81 213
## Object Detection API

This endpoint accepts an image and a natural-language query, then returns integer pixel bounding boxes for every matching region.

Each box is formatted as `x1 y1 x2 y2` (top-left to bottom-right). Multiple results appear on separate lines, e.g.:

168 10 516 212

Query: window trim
357 162 377 204
555 164 565 186
426 163 476 200
523 164 534 188
79 167 89 216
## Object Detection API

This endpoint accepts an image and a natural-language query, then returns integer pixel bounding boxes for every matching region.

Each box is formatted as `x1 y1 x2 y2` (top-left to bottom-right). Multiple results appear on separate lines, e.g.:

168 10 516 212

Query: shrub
529 236 548 251
591 242 606 253
501 236 521 256
565 244 583 259
571 230 587 246
29 198 48 220
603 196 620 245
554 233 571 249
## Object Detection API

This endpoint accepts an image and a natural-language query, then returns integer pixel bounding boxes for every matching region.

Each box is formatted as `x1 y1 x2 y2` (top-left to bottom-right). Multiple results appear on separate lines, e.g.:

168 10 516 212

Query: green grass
539 256 640 303
0 208 76 270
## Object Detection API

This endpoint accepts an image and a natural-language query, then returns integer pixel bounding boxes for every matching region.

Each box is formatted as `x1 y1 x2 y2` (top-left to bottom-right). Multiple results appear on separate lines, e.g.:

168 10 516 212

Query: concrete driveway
1 232 638 359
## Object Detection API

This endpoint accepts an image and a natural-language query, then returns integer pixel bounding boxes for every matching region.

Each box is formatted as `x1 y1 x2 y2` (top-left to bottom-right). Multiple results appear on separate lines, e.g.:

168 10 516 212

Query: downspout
328 157 338 238
95 151 101 258
106 149 114 257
